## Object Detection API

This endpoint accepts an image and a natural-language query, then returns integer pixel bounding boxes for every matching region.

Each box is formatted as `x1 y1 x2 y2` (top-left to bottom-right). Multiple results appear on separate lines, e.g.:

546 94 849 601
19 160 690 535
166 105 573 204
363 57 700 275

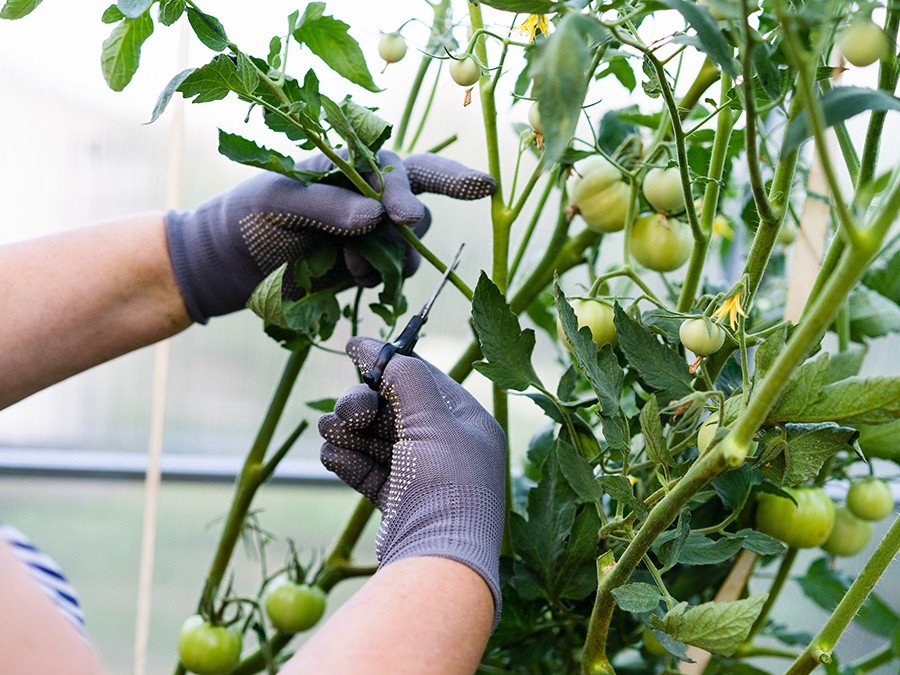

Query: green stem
509 175 555 281
405 60 444 154
844 642 896 673
199 347 309 610
677 73 736 311
494 384 513 556
747 547 798 641
785 514 900 675
389 223 473 301
318 496 377 591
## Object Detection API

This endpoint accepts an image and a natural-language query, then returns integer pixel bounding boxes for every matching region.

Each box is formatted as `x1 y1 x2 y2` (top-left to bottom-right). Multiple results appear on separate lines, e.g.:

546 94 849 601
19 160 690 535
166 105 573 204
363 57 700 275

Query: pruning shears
362 244 465 391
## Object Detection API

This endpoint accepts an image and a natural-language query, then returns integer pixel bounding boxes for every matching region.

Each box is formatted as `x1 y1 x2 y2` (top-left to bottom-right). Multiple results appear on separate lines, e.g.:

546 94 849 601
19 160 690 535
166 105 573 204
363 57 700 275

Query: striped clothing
0 523 86 638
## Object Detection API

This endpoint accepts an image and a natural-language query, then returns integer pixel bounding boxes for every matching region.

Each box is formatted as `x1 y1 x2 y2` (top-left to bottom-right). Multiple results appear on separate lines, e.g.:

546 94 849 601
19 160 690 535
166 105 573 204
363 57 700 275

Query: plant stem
785 514 900 674
318 496 377 591
844 642 896 673
747 547 798 641
199 347 309 610
677 73 736 311
389 223 473 300
509 175 555 281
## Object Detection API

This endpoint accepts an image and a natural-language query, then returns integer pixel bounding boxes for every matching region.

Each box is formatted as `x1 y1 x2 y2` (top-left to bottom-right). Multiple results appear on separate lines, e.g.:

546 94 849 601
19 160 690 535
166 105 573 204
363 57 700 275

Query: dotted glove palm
318 337 506 626
165 151 495 323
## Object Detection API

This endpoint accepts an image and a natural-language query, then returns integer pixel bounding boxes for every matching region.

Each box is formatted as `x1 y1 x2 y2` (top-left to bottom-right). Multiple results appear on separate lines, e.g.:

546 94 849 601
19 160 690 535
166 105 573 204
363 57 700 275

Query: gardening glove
165 151 495 323
318 337 507 626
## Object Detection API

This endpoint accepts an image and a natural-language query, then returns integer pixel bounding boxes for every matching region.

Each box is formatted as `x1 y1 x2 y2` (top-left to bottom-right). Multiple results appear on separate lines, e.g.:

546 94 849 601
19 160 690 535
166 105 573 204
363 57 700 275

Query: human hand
165 151 495 323
318 337 506 624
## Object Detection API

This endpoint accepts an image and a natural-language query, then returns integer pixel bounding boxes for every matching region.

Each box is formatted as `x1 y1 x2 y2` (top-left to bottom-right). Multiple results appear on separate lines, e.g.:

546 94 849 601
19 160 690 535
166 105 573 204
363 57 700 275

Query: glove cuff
377 482 504 629
165 208 262 323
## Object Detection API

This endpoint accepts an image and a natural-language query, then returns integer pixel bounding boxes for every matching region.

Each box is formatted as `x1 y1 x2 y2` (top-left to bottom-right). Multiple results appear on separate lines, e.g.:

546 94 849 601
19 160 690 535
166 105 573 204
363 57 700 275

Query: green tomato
528 101 542 134
838 21 889 67
679 318 726 355
642 167 685 214
378 33 408 64
846 478 894 522
697 413 720 455
449 55 480 86
177 615 242 675
630 213 693 272
755 487 835 549
568 156 631 233
821 505 873 557
264 579 327 633
777 221 798 245
557 299 618 349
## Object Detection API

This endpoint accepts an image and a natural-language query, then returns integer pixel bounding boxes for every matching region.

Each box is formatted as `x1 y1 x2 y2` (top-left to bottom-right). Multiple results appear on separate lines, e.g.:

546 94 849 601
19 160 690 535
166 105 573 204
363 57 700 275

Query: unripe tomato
528 101 542 134
679 318 726 355
630 213 693 272
264 578 327 633
846 478 894 522
642 167 685 214
821 505 873 557
449 55 480 86
557 299 618 349
777 221 798 245
568 156 630 233
378 32 407 64
177 615 242 675
755 487 835 548
838 21 889 67
697 413 720 455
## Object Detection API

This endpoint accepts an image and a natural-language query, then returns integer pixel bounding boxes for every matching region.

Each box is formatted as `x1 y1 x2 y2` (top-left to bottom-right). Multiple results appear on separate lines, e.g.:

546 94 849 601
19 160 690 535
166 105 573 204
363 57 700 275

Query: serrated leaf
776 376 900 426
657 0 738 77
783 87 900 154
347 233 406 321
615 304 693 404
557 439 603 504
731 528 786 556
102 5 125 23
293 2 380 93
247 264 288 328
678 533 744 566
186 6 227 51
524 392 564 423
147 67 194 123
217 130 316 184
101 13 154 91
282 291 341 341
758 423 857 487
472 273 543 391
597 475 647 518
306 398 335 413
848 285 900 341
117 0 151 19
178 54 254 103
825 345 866 383
753 324 787 382
767 352 829 422
0 0 42 20
532 13 607 164
653 509 692 572
343 99 391 153
158 0 184 26
557 506 602 600
641 394 673 467
650 594 768 656
712 465 755 512
864 240 900 303
613 582 662 613
797 558 900 638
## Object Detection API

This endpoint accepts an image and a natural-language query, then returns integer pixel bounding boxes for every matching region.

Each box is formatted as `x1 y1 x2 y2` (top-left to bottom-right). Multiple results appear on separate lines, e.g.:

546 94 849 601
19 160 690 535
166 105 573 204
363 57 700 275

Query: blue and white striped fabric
0 523 86 638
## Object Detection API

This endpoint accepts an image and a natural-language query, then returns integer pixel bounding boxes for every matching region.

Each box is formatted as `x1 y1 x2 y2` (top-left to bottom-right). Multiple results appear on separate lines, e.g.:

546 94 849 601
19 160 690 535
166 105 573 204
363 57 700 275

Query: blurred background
0 2 896 673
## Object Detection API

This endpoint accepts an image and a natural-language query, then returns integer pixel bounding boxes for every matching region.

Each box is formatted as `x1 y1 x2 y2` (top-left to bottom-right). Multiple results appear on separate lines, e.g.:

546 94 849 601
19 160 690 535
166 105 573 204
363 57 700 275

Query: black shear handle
361 314 425 391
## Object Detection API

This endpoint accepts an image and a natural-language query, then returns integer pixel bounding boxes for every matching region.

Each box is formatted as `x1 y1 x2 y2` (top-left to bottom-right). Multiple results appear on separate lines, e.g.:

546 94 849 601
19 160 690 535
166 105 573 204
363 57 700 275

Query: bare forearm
0 213 192 409
283 557 494 675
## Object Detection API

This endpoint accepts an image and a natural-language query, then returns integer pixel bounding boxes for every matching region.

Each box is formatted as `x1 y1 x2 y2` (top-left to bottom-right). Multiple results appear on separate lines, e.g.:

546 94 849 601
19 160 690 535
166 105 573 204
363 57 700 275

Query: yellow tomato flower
517 14 549 42
712 215 734 240
712 292 747 331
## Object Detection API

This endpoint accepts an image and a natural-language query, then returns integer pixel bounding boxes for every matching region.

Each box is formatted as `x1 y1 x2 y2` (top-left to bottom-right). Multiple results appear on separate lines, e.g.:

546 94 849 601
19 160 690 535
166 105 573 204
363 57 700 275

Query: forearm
283 557 494 674
0 213 192 409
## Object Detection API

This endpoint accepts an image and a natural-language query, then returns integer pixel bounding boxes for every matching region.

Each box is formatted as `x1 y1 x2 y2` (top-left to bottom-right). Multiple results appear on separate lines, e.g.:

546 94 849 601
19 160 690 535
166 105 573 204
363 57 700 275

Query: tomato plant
846 478 895 521
378 32 408 65
264 579 327 634
837 20 889 67
10 0 898 673
821 505 873 557
177 616 242 675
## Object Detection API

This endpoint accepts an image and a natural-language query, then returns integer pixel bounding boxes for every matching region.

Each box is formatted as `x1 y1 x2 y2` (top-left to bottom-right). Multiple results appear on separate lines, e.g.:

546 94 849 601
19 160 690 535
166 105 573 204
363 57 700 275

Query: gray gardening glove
318 337 507 626
165 151 495 323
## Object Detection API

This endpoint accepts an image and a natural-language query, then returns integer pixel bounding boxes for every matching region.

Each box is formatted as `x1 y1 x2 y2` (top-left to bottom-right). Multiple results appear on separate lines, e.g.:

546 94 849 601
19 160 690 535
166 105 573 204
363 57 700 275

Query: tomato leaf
758 423 857 487
783 87 900 154
656 0 738 78
147 67 195 123
0 0 42 20
117 0 152 19
825 344 866 384
653 509 692 572
101 13 154 91
848 285 900 341
216 130 321 184
649 594 768 656
774 376 900 426
305 398 335 413
731 529 786 557
247 264 288 328
282 290 341 342
102 5 125 23
178 54 255 103
293 3 380 93
614 304 694 405
753 323 787 382
472 273 543 391
863 238 900 303
797 558 900 638
480 0 560 11
766 352 829 422
612 582 662 613
641 394 674 467
347 234 406 323
158 0 185 26
186 6 228 51
712 465 757 513
556 439 604 504
556 506 601 600
677 533 744 566
531 13 607 165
